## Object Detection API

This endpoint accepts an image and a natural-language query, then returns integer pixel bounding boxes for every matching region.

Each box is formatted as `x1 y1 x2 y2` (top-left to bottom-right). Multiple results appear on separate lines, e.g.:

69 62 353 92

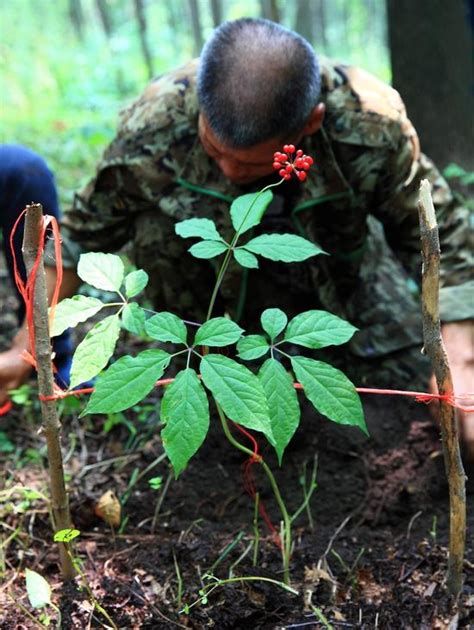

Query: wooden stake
22 203 75 580
418 180 466 597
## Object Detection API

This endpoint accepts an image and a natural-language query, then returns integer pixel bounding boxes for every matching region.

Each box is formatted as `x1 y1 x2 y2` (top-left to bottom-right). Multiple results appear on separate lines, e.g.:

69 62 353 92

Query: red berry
279 169 286 177
278 154 288 163
297 171 307 181
287 144 295 153
284 173 291 180
296 149 303 157
283 144 290 153
285 164 292 173
273 161 281 170
302 161 310 170
305 155 314 165
295 158 304 168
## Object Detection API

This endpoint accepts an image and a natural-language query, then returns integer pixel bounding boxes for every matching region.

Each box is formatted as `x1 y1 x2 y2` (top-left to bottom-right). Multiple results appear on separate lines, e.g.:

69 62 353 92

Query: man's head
197 18 323 183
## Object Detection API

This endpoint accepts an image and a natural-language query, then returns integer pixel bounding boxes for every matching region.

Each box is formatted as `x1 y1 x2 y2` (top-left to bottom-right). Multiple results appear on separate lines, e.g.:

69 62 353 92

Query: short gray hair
197 18 321 148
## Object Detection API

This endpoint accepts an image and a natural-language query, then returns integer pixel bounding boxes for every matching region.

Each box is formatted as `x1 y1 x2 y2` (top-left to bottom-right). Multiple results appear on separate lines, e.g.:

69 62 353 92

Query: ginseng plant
51 145 367 585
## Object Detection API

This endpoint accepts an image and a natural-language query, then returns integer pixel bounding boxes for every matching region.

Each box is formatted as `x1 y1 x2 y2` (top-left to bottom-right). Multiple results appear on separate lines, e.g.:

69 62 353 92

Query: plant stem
206 181 282 321
22 204 75 580
418 180 466 598
217 406 292 584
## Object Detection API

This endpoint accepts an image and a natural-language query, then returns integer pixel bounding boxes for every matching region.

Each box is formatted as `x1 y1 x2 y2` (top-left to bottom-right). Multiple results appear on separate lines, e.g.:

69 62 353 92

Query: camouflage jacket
49 58 473 356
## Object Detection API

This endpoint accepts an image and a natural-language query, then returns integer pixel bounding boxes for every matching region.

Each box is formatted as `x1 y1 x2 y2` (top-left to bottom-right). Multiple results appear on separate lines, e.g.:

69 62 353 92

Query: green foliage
84 350 171 414
50 295 104 337
234 249 259 268
200 354 274 444
189 240 229 259
25 569 52 609
194 318 244 347
261 308 288 341
237 335 270 360
175 218 222 241
70 314 121 388
230 191 273 234
121 303 147 336
284 310 358 349
53 528 80 543
125 270 149 298
259 359 300 464
145 312 187 345
77 253 125 292
161 369 210 477
291 357 367 434
243 234 325 262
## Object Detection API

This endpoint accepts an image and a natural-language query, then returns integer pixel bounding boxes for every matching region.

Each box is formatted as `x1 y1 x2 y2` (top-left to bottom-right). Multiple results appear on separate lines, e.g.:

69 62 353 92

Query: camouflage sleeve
372 127 473 323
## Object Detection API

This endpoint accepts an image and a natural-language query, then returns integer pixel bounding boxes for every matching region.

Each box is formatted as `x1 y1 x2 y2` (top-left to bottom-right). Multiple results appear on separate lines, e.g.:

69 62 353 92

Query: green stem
206 180 282 321
217 405 292 584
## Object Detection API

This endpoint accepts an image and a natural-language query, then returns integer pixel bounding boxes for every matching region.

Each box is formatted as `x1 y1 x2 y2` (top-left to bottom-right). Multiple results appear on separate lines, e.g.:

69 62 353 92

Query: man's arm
0 266 80 404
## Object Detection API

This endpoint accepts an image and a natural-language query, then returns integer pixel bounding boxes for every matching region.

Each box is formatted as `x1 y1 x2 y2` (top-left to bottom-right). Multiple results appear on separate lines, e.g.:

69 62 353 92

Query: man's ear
302 103 325 136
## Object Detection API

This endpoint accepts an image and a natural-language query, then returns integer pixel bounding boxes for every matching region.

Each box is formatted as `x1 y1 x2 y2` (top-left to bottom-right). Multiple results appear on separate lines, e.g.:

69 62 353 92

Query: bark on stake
22 203 75 580
418 180 466 598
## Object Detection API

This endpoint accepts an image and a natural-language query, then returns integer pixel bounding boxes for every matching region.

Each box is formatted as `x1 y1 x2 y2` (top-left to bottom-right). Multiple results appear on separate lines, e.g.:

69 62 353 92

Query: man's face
199 115 291 185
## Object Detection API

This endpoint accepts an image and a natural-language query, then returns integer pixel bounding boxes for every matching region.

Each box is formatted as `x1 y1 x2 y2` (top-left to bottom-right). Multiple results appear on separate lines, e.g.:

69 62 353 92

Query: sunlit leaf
54 528 80 543
189 240 228 259
25 569 51 609
230 190 273 234
175 217 222 241
125 269 149 298
50 295 104 337
69 314 121 388
234 248 259 268
121 303 147 336
237 335 269 360
244 233 325 262
77 252 124 292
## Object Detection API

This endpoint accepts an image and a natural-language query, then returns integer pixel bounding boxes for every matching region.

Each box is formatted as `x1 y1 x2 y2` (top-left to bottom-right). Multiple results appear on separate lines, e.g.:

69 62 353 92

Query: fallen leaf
94 490 121 527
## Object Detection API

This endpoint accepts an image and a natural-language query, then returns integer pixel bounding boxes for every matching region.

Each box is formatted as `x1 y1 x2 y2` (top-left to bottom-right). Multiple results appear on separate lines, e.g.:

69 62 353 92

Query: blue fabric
0 144 73 386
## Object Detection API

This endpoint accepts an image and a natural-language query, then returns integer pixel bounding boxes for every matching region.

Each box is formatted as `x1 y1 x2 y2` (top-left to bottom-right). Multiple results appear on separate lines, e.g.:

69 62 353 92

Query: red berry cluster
273 144 314 182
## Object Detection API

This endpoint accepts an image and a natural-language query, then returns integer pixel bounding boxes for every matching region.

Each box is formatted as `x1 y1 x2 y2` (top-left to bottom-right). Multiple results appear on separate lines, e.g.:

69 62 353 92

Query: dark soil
0 267 473 628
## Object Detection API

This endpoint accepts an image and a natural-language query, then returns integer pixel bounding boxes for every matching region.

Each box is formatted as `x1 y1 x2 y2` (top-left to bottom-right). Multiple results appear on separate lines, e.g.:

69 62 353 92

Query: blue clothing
0 144 72 387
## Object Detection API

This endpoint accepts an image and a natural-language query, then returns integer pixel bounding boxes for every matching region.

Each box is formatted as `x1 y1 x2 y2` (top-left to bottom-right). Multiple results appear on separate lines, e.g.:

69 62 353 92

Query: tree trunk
294 0 313 44
96 0 113 38
188 0 204 56
260 0 280 23
210 0 222 27
387 0 473 170
134 0 154 79
314 0 327 51
68 0 85 41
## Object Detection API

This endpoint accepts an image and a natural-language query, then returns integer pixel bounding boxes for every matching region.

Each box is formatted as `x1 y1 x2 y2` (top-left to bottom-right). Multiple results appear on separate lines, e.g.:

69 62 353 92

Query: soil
0 266 473 629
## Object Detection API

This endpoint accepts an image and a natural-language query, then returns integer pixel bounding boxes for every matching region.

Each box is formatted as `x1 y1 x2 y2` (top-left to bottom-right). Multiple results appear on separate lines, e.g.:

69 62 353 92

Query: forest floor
0 264 473 629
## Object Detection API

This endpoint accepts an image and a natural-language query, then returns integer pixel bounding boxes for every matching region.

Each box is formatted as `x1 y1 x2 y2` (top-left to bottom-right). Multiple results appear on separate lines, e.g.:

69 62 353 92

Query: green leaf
50 295 104 337
25 569 51 609
234 248 259 269
290 356 367 434
69 314 121 388
230 190 273 234
261 308 288 341
125 269 149 298
194 317 244 347
145 312 187 345
121 303 147 336
259 359 300 464
244 233 325 262
161 368 210 477
54 528 80 543
175 217 222 241
83 349 171 414
200 354 273 443
189 240 228 259
284 310 358 349
77 252 125 292
237 335 269 360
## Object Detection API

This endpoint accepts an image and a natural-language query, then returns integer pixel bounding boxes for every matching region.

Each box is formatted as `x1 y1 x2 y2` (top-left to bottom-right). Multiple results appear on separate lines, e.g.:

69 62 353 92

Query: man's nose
217 157 243 180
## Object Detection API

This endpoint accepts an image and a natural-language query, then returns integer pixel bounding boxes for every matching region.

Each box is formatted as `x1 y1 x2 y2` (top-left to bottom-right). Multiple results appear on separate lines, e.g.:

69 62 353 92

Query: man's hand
0 344 32 405
431 321 474 461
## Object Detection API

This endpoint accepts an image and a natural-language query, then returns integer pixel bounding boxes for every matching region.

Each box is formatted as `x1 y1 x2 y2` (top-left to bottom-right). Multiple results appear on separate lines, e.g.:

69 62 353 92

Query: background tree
210 0 223 27
134 0 154 79
387 0 473 170
188 0 204 56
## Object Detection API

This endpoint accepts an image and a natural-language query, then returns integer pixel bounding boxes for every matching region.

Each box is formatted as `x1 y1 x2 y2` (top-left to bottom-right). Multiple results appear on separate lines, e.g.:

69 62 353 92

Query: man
0 144 73 391
0 19 472 456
